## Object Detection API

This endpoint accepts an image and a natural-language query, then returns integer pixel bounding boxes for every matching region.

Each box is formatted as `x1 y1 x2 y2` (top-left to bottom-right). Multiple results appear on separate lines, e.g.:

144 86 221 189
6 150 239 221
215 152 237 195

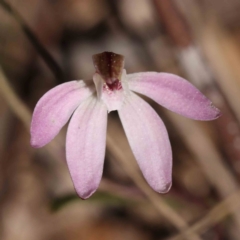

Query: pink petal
118 92 172 193
66 97 107 199
128 72 221 120
31 80 94 148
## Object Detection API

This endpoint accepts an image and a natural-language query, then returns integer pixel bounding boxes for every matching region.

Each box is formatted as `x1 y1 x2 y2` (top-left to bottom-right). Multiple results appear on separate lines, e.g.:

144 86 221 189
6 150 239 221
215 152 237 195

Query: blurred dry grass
1 0 240 239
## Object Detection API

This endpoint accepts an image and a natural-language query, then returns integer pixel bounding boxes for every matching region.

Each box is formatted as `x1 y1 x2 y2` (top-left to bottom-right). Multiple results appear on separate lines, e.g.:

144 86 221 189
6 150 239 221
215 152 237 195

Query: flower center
92 52 128 112
104 79 122 91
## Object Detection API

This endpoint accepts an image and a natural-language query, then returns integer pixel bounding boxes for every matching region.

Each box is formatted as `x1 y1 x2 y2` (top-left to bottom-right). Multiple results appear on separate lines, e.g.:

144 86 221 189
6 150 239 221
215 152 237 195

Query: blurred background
1 0 240 239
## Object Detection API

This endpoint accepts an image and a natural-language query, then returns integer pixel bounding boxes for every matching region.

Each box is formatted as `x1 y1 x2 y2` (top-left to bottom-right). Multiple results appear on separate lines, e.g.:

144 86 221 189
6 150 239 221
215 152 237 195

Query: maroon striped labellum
92 52 125 91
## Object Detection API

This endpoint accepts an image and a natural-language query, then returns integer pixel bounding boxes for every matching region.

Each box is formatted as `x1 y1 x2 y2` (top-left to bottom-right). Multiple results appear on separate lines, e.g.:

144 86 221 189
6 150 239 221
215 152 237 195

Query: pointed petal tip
73 179 99 199
30 137 43 148
66 98 107 201
76 189 96 200
128 72 222 121
150 180 172 194
203 104 222 121
30 80 93 150
30 131 48 148
214 108 222 119
156 181 172 194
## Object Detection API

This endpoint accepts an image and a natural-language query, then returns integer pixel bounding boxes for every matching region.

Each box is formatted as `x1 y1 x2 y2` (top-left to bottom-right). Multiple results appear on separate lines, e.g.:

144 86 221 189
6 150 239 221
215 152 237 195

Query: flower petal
30 80 94 148
128 72 221 120
118 92 172 193
66 97 107 199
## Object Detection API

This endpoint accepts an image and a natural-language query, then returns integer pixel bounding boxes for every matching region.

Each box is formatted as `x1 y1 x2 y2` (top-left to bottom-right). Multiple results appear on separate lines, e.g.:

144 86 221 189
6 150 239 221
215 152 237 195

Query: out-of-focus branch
0 66 63 160
0 65 201 240
0 0 65 82
164 110 240 224
168 0 240 172
106 119 202 240
153 0 240 233
106 0 159 70
153 0 192 48
168 189 240 240
0 66 31 128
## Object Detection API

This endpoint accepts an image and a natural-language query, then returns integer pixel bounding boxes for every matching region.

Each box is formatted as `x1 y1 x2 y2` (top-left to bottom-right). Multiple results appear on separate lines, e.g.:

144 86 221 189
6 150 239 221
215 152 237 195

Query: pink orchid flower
30 52 220 199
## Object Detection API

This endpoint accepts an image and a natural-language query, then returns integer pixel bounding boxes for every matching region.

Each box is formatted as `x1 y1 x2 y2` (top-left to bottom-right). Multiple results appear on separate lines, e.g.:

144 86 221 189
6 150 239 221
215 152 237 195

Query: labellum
92 52 124 91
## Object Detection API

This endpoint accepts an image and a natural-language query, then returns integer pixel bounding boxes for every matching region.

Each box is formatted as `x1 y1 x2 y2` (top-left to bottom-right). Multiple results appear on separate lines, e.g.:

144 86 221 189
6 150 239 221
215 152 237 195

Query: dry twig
0 66 201 240
168 189 240 240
